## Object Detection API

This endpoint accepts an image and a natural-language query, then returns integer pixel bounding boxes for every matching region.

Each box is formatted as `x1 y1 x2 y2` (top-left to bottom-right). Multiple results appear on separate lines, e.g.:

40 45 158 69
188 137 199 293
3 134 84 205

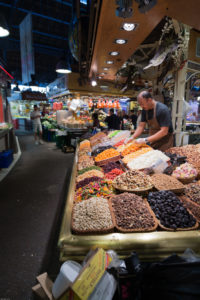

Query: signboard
19 14 35 84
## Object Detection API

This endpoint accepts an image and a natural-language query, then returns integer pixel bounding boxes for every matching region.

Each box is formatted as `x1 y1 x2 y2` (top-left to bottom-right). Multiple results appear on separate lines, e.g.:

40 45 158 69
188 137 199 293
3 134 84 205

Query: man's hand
135 138 146 144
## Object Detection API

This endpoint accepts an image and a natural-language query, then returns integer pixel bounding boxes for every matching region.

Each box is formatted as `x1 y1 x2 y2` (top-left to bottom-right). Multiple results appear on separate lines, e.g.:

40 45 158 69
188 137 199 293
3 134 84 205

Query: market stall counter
58 132 200 262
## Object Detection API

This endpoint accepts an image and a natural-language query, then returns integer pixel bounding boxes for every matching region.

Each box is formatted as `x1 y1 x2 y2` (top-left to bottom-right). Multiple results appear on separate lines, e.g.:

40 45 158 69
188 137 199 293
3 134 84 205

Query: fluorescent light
109 51 119 56
115 39 127 44
91 80 97 86
106 60 114 64
122 23 136 31
103 67 109 71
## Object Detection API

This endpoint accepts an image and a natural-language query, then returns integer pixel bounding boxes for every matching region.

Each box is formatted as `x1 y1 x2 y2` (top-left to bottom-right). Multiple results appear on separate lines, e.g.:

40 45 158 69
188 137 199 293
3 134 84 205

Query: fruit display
110 130 130 145
75 180 113 202
113 170 153 192
127 150 169 170
92 146 114 157
172 163 197 183
111 193 157 232
90 132 106 143
122 147 152 164
121 143 149 157
80 140 91 150
76 176 102 189
108 130 120 138
151 173 184 192
76 170 104 182
117 143 132 153
113 139 125 148
95 148 120 162
148 191 197 230
72 197 114 234
105 168 124 180
101 162 122 173
78 155 93 163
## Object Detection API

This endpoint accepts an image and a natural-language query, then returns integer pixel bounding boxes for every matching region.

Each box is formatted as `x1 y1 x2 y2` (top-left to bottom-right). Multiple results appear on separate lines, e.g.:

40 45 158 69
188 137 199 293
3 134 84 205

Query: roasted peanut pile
78 159 94 171
76 170 104 182
113 170 153 191
72 197 113 232
111 193 156 230
151 174 184 191
184 183 200 206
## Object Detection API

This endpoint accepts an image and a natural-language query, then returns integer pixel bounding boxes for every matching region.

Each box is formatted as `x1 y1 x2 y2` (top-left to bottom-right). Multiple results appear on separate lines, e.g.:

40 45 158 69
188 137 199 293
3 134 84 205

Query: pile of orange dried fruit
121 143 150 157
80 140 91 150
122 147 152 164
95 148 120 162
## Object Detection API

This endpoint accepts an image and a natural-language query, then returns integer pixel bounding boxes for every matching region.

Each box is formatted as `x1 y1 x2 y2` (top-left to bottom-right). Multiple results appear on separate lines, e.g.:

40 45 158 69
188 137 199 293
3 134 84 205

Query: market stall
58 131 200 261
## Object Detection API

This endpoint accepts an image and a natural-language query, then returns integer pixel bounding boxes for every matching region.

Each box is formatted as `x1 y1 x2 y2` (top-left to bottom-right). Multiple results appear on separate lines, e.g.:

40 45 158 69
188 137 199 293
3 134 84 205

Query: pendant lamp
0 14 9 37
55 58 71 74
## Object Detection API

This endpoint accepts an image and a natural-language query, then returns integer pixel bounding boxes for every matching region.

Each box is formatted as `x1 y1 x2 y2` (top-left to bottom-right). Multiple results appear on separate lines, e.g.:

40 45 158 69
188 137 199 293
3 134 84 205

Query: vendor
92 112 100 128
131 91 173 151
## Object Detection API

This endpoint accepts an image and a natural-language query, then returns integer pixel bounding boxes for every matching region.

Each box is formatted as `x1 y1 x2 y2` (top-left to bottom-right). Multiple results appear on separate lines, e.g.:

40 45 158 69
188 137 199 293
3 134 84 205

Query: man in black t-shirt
130 91 173 151
105 108 121 130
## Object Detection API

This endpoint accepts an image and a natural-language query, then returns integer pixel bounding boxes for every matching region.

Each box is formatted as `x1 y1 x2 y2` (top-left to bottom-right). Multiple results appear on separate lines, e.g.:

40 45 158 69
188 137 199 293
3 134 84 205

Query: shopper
41 106 49 117
30 105 44 145
130 91 173 151
129 110 138 129
92 112 100 128
105 108 121 130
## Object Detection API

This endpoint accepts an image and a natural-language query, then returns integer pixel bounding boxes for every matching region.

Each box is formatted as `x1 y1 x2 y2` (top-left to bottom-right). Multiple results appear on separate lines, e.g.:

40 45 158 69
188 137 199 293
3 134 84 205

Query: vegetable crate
0 149 13 168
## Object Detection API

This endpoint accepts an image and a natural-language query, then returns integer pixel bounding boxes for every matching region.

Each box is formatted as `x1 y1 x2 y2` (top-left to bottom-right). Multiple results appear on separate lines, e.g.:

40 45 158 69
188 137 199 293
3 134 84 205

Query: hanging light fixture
0 14 9 37
55 58 72 74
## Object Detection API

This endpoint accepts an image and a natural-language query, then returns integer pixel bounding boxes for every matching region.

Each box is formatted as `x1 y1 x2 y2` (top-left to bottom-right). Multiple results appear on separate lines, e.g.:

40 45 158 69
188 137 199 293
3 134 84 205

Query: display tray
112 183 153 194
95 155 121 166
58 147 200 262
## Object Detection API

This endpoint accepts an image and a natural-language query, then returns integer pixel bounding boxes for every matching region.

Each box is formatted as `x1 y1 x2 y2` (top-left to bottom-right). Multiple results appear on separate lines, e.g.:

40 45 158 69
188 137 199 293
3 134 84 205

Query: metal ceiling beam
0 2 70 25
12 25 68 41
54 0 72 7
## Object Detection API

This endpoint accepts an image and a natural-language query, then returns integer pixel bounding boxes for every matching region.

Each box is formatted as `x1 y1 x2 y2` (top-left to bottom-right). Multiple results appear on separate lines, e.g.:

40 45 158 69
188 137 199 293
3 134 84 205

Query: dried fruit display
148 191 197 230
113 170 153 192
90 132 106 143
92 146 114 157
78 159 95 171
111 193 157 232
75 180 113 202
80 140 91 150
172 163 197 183
72 197 114 233
78 155 93 163
101 162 121 173
122 147 152 164
105 168 124 180
127 150 169 170
114 139 125 148
76 176 102 189
184 183 200 206
95 148 120 162
180 196 200 223
117 143 132 153
78 165 102 175
122 143 149 157
76 170 104 182
151 174 184 192
79 148 91 157
108 130 120 138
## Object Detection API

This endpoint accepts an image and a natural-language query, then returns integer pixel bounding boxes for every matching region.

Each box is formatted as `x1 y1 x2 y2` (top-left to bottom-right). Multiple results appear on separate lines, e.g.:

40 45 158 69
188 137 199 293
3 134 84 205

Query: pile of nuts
151 174 184 191
111 193 156 231
184 183 200 206
72 197 114 233
78 159 95 171
113 170 153 191
78 155 93 163
180 196 200 222
148 191 196 230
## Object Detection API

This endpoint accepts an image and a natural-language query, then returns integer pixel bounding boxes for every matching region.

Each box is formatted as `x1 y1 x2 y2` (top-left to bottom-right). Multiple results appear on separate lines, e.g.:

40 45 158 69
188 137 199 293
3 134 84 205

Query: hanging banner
19 13 35 84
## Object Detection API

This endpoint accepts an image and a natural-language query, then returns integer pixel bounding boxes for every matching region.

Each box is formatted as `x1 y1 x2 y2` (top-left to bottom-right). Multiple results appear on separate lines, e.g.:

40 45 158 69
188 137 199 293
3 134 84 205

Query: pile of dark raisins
148 190 196 230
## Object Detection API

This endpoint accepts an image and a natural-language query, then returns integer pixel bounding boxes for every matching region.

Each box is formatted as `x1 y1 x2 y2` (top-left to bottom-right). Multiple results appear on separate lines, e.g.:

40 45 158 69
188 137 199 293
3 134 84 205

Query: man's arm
132 122 146 139
147 127 169 143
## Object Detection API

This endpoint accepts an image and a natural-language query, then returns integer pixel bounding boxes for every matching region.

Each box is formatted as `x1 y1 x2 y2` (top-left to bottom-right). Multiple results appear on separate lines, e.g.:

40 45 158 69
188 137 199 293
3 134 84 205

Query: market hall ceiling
90 0 200 82
0 0 88 84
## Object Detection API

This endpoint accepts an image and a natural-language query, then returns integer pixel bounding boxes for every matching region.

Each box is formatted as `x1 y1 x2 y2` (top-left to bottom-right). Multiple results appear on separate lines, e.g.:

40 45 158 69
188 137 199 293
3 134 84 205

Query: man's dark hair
110 108 114 114
140 91 152 99
92 113 98 120
34 104 38 108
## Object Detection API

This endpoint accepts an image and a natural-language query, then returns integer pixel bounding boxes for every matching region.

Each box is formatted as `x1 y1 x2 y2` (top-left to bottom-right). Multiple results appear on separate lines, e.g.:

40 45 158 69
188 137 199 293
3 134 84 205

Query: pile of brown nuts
184 183 200 206
113 170 152 191
151 174 184 191
111 193 156 230
78 159 95 171
180 197 200 222
72 197 113 233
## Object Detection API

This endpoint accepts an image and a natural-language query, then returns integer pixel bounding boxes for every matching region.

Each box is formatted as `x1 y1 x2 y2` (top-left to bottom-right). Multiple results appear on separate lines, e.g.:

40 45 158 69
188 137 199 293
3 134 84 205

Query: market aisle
0 135 74 300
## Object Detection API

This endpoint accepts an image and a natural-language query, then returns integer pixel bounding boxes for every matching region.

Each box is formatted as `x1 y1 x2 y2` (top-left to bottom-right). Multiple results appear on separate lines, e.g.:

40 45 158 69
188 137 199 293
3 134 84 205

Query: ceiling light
0 14 9 37
109 51 119 56
106 60 114 64
103 67 109 71
98 76 102 79
91 80 97 87
122 22 136 31
115 39 127 44
55 59 71 74
100 72 106 75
